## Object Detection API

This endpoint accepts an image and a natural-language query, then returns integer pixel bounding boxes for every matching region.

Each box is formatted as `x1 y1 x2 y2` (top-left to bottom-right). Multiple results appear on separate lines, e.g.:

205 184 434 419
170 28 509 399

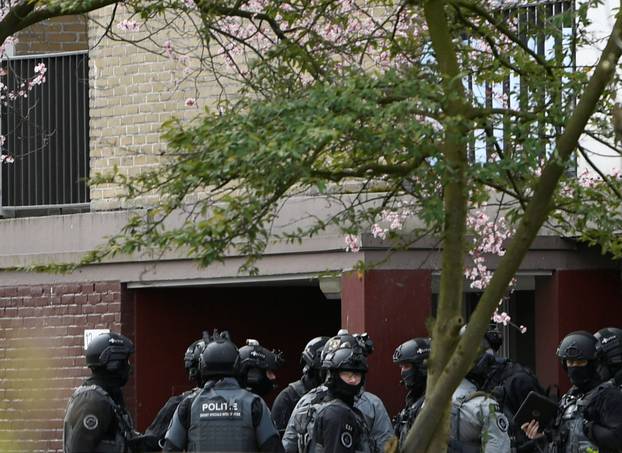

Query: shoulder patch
496 413 508 432
83 414 99 430
340 431 353 448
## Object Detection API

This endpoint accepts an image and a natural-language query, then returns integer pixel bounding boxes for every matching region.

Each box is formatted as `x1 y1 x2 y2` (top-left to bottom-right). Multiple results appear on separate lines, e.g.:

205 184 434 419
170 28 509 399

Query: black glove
128 434 162 452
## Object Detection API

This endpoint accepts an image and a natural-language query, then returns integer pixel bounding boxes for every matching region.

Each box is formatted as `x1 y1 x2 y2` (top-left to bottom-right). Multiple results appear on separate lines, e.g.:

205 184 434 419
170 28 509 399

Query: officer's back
449 377 511 452
163 332 283 452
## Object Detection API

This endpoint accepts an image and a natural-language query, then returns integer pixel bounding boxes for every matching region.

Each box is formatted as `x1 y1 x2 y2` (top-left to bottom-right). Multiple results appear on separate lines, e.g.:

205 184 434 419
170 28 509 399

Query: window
0 51 90 215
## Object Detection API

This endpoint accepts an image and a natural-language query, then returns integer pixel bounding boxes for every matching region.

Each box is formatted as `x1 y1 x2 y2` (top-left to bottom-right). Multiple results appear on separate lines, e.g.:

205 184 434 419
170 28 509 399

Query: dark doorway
464 290 537 370
129 284 340 430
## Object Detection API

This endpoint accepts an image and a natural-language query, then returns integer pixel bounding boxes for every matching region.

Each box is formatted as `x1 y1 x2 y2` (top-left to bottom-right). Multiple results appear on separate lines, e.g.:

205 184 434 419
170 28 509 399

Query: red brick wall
0 281 126 452
15 16 88 55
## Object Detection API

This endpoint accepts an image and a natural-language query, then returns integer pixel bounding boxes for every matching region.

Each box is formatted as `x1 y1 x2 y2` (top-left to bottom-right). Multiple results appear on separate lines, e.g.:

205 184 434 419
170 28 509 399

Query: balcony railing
0 51 90 216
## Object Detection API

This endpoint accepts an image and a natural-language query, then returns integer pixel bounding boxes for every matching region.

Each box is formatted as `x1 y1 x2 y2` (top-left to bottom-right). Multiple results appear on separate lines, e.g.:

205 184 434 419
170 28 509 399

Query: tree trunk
404 3 622 453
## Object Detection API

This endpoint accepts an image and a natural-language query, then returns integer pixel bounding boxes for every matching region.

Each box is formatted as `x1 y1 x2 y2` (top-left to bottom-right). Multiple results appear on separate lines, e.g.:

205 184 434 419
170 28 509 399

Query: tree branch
405 0 471 451
409 6 622 453
0 0 120 47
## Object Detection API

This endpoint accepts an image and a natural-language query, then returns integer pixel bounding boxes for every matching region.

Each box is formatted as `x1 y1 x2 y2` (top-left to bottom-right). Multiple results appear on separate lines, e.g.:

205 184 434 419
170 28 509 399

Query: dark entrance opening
464 290 537 370
128 284 340 430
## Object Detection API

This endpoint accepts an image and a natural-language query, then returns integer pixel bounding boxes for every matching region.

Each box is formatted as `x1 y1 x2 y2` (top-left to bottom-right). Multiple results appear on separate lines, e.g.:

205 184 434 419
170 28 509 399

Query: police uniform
63 379 135 453
274 336 329 436
273 377 312 435
479 356 544 449
145 388 200 448
283 385 392 453
393 395 424 446
482 357 544 416
548 382 622 453
290 392 373 453
449 379 511 453
354 391 393 451
164 377 281 452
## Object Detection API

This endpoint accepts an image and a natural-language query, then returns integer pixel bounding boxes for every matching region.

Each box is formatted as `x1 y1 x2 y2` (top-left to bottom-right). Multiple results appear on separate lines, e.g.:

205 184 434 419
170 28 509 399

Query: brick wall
15 16 88 55
87 6 223 210
0 281 128 452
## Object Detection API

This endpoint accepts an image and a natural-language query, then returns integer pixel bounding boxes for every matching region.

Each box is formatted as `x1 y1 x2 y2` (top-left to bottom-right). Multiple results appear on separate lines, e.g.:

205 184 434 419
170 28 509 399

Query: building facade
0 2 621 451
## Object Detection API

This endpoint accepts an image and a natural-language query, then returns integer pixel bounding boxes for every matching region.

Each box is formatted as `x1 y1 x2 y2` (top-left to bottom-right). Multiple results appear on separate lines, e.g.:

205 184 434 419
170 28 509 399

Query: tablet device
512 391 558 428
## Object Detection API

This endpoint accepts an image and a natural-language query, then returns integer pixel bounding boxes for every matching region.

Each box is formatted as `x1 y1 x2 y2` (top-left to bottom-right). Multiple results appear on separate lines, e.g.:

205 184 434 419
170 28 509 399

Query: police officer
594 326 622 383
63 331 141 452
163 332 283 452
447 329 511 452
523 330 622 452
288 332 374 452
239 339 285 398
391 337 430 446
473 327 544 451
478 327 544 417
272 336 329 435
283 331 393 452
144 335 209 448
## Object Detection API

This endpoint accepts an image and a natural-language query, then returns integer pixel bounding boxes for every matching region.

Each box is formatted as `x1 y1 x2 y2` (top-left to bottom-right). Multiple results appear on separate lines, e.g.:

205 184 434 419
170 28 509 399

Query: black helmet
239 339 284 373
557 331 601 369
200 333 239 378
484 327 503 353
184 339 207 382
594 327 622 366
392 338 431 365
301 336 330 370
321 332 368 372
86 332 134 372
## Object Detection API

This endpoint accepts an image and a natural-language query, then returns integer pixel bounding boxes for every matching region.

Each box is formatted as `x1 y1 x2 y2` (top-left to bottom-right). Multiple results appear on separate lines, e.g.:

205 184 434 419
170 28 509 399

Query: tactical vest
553 383 613 453
289 380 307 399
394 398 424 446
294 396 375 453
187 385 258 452
63 384 134 453
448 391 488 453
146 387 200 443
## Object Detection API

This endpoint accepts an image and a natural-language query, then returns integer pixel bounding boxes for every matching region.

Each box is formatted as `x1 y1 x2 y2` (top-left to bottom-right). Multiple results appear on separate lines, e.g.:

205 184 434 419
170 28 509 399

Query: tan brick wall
15 16 88 55
88 6 220 210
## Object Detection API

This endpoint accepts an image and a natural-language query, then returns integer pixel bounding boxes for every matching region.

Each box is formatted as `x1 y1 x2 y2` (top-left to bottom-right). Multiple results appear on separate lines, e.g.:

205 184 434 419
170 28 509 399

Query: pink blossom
117 19 141 32
371 224 387 240
492 310 511 326
519 325 527 334
0 154 14 164
163 40 175 59
578 169 600 189
465 209 514 290
344 234 361 253
30 63 46 86
0 134 5 146
370 205 413 238
185 97 197 107
0 68 6 77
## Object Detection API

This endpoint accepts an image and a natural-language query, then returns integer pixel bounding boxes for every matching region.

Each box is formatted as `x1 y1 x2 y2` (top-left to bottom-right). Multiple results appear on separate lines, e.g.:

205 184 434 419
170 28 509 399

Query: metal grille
469 0 575 163
0 51 90 214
